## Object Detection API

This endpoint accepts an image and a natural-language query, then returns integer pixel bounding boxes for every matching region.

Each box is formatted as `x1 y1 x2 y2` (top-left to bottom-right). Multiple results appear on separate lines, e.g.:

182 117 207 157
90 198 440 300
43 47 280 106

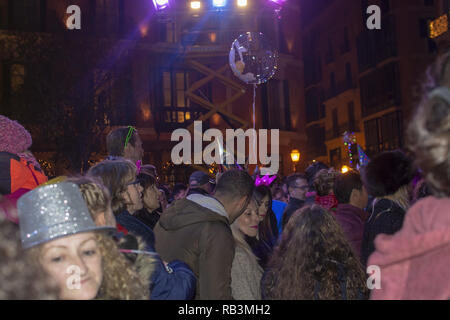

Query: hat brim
22 225 116 250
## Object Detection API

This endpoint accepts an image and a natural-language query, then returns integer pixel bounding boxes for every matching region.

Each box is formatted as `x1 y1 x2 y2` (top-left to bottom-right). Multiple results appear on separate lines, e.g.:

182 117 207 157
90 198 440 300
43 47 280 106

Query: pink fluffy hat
0 115 40 169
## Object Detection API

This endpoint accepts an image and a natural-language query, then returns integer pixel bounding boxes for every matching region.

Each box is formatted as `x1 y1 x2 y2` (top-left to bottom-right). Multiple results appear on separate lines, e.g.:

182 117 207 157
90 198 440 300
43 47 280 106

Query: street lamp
341 165 350 174
290 149 300 172
213 0 227 7
237 0 247 7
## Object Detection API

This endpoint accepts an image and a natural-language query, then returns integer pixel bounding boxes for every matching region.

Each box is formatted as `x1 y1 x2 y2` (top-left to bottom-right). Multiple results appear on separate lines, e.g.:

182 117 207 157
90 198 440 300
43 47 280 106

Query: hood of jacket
158 197 229 232
369 196 450 299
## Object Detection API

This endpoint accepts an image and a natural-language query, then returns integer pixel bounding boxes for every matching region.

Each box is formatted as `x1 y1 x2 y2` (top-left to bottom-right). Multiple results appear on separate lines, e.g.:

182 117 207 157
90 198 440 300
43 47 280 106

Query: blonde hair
94 232 147 300
67 176 111 219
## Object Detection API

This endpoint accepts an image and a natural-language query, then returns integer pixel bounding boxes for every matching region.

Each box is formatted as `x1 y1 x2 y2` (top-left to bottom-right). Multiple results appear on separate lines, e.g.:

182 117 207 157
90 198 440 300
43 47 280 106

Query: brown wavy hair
0 213 59 300
94 232 148 300
87 160 136 215
314 169 340 196
407 52 450 197
67 175 111 217
262 205 368 300
27 231 147 300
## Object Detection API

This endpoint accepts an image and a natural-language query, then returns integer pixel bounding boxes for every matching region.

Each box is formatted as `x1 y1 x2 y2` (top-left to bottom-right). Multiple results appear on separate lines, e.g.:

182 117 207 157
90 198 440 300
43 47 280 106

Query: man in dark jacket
154 170 254 300
186 170 215 196
333 171 369 260
281 173 309 230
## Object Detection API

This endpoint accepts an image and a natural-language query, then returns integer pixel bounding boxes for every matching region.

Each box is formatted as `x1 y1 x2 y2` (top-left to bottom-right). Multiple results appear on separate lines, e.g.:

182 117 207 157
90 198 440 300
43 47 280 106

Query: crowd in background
1 52 450 300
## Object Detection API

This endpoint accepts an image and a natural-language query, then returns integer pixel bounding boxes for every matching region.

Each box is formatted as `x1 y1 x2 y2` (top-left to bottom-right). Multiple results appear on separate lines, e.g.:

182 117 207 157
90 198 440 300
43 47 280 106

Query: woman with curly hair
87 159 196 300
67 176 116 228
67 176 155 299
368 52 450 299
16 182 146 300
313 168 340 212
261 205 368 300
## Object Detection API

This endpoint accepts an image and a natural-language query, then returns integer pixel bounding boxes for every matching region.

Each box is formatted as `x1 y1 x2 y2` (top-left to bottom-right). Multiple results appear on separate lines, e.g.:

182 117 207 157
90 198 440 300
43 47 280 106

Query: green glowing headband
124 126 136 148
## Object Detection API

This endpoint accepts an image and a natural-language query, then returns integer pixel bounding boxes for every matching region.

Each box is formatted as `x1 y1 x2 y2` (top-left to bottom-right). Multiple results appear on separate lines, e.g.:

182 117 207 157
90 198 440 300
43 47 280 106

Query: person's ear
349 188 358 205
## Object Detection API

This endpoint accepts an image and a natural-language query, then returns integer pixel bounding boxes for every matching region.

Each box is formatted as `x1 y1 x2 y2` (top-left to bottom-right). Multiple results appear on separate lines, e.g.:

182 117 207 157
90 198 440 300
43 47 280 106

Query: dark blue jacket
281 197 306 231
116 211 196 300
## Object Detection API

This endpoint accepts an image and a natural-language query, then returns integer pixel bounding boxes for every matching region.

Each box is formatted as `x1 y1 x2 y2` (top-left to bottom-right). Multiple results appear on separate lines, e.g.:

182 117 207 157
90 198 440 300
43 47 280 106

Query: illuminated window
161 70 191 124
191 1 201 9
429 14 448 38
237 0 247 7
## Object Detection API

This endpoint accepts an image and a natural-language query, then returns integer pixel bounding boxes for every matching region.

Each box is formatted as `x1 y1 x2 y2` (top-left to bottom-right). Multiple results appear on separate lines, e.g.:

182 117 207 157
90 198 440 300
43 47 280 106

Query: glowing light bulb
213 0 226 7
237 0 247 7
191 1 201 9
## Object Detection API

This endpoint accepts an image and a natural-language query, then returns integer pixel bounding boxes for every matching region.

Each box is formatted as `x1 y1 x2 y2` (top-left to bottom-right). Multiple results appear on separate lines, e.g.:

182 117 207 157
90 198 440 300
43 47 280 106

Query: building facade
301 0 437 170
0 0 306 182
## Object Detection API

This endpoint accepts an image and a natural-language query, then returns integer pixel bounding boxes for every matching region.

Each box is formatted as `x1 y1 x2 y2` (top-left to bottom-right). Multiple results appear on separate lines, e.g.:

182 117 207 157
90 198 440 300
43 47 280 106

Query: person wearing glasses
281 173 309 231
88 160 196 300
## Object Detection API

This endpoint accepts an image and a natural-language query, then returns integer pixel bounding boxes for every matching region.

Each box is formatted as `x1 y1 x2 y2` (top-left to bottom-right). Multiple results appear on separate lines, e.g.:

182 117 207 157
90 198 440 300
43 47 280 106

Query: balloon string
252 84 257 165
253 84 256 130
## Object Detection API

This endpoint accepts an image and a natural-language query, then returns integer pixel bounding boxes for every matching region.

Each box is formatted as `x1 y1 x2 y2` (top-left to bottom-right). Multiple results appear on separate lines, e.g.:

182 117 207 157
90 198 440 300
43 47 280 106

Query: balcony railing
325 122 360 140
325 80 357 100
154 106 209 132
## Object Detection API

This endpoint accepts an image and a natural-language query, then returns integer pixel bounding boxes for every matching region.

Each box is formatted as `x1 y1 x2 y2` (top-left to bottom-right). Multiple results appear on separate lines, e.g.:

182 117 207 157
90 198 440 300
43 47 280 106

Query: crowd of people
1 53 450 300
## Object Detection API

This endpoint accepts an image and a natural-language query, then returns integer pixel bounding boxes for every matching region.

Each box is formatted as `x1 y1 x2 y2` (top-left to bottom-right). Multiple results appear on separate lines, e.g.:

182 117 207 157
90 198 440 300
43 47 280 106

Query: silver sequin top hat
17 182 115 249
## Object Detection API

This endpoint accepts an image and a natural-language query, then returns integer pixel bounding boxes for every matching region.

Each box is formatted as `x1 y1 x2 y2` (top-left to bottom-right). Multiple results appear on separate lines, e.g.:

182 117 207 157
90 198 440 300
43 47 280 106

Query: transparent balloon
229 32 278 85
